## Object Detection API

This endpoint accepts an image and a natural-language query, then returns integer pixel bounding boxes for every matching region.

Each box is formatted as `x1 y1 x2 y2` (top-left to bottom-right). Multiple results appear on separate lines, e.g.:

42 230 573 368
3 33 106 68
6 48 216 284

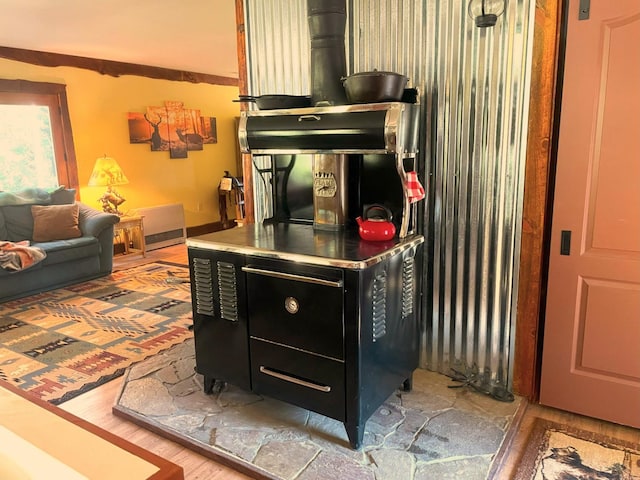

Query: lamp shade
88 156 129 187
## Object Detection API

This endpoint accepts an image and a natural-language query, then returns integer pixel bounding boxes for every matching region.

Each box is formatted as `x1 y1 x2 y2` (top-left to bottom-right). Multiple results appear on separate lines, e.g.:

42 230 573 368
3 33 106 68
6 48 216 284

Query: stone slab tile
114 339 523 480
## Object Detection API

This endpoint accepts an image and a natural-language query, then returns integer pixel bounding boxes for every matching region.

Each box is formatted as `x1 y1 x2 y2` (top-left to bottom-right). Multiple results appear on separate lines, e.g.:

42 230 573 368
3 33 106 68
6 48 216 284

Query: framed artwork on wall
127 101 217 158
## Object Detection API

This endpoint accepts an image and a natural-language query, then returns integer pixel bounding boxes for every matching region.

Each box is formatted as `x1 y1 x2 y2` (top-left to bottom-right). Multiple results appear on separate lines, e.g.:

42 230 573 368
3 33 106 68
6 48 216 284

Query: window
0 80 78 192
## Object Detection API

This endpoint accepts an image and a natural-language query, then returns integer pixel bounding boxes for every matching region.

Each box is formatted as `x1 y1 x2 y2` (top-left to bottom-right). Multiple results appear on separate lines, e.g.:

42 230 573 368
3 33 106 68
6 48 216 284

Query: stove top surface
187 223 423 270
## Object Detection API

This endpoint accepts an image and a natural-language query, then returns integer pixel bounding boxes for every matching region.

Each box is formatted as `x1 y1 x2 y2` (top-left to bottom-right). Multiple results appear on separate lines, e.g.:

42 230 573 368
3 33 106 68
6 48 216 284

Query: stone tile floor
114 340 522 480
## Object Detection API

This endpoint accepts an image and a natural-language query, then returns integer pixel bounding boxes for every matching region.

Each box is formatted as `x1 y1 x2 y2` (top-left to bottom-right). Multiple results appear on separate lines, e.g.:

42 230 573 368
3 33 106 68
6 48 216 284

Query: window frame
0 79 78 191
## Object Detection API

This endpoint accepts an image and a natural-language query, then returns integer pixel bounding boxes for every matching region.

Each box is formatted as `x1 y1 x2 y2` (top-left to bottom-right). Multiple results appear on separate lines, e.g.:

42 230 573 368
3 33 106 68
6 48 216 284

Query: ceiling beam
0 46 239 86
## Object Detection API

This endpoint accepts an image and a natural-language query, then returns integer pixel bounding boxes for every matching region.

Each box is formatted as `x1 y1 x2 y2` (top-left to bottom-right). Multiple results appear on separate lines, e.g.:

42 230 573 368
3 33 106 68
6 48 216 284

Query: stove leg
345 422 364 449
402 374 413 392
203 375 216 394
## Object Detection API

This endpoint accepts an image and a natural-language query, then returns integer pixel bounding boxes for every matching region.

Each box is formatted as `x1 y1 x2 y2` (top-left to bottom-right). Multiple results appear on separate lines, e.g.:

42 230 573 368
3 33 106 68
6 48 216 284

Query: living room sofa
0 187 120 303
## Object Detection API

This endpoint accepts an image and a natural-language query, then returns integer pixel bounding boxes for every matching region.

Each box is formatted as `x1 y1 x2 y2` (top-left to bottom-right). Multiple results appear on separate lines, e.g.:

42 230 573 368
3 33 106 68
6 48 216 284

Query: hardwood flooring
58 244 639 479
60 245 251 480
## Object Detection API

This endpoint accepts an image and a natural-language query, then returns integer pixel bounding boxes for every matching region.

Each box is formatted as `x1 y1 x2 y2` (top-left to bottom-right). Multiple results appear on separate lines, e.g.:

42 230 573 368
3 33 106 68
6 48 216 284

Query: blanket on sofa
0 189 52 206
0 186 75 207
0 241 46 272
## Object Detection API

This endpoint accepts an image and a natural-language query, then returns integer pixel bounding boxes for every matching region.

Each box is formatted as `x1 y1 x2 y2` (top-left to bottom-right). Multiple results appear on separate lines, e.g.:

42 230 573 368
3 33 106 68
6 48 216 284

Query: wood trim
0 46 238 86
0 379 184 480
186 221 227 237
235 0 249 96
513 0 562 399
57 84 80 191
0 79 79 191
486 400 530 479
235 0 255 224
113 406 275 480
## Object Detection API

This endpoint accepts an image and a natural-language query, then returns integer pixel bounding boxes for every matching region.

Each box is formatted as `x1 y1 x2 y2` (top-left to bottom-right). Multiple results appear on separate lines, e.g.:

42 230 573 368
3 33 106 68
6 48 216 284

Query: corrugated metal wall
244 1 310 96
243 0 535 395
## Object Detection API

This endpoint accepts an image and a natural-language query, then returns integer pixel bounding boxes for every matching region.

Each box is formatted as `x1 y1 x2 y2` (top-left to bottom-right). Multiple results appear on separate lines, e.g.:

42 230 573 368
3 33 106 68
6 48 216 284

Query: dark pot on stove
342 70 408 104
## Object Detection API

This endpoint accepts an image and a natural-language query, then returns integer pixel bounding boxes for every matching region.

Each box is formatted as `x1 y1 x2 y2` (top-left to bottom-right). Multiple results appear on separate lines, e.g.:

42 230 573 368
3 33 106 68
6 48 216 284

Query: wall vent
372 272 387 341
131 203 186 251
192 257 214 316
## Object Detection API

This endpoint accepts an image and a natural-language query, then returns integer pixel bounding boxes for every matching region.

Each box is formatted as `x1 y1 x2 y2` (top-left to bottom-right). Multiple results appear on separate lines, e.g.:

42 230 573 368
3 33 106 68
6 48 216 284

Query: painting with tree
127 101 217 158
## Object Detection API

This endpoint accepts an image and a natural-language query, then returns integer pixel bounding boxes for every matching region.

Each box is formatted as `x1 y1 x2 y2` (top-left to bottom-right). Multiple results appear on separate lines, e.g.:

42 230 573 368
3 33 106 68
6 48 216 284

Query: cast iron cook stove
186 99 424 449
189 0 423 445
187 225 422 449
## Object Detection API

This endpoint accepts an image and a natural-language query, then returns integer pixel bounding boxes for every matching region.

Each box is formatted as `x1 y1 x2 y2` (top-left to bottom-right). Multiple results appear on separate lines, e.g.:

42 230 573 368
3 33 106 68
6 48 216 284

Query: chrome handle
298 114 321 122
242 266 342 288
259 366 331 393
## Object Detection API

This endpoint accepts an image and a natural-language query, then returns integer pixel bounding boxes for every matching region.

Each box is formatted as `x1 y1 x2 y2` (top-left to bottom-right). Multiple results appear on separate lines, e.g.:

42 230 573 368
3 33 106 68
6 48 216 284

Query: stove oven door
244 258 345 420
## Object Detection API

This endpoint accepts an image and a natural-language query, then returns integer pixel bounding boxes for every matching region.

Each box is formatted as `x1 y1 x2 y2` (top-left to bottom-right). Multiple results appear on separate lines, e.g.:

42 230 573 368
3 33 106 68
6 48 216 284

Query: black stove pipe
308 0 348 106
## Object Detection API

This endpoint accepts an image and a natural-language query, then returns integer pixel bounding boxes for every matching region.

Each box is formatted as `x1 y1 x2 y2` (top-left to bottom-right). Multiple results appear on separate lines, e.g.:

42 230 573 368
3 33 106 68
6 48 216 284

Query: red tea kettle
356 205 396 241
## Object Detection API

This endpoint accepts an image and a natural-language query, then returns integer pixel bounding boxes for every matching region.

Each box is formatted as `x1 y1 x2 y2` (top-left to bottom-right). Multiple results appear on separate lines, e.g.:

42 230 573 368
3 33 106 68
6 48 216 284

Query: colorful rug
0 262 192 405
514 418 640 480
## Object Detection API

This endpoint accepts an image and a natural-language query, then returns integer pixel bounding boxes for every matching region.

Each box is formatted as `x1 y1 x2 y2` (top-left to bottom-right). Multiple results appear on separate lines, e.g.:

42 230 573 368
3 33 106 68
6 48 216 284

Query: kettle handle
364 204 393 221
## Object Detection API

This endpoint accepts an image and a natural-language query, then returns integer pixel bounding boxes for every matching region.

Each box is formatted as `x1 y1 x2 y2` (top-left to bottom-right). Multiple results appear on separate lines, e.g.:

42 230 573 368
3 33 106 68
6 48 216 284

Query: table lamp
88 155 129 215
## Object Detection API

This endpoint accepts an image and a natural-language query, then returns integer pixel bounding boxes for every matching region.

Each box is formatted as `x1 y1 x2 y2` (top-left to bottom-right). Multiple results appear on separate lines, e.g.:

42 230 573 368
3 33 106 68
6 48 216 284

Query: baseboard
186 221 234 237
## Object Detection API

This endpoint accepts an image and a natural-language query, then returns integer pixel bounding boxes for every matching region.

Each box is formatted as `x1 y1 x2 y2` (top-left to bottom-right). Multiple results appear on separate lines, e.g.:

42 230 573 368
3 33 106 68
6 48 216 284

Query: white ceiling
0 0 239 78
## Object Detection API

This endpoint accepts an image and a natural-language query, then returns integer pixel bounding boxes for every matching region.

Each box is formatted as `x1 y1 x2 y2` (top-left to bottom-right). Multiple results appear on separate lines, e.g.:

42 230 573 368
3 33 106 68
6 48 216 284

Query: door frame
514 0 566 399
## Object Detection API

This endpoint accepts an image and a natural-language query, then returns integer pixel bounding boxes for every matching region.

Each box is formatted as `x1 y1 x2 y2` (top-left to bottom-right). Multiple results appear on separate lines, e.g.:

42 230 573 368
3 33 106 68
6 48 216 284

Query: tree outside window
0 80 78 193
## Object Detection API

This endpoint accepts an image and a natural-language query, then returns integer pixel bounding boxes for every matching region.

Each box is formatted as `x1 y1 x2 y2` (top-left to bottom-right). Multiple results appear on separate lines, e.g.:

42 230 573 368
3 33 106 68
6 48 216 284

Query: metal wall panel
244 0 310 96
243 0 535 395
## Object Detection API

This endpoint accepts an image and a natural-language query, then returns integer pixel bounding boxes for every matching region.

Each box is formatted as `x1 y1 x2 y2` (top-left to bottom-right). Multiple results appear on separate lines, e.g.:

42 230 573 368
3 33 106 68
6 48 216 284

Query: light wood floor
60 245 252 480
59 244 640 480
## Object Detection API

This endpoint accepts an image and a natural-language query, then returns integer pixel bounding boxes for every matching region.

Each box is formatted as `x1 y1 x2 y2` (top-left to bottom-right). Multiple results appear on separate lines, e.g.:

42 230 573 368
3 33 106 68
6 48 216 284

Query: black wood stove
187 224 422 449
187 1 425 447
186 98 424 449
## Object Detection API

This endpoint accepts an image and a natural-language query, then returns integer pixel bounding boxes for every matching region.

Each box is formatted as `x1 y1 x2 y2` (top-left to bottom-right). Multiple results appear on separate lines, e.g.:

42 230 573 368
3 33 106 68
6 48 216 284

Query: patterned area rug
0 262 192 405
514 418 640 480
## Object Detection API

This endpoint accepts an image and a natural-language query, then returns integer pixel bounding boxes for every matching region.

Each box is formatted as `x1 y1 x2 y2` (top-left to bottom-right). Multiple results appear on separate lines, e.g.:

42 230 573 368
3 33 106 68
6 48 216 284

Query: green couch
0 188 120 303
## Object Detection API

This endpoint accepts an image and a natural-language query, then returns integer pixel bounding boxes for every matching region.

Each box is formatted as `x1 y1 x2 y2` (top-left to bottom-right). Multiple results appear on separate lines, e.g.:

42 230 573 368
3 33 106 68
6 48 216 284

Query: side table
114 215 146 257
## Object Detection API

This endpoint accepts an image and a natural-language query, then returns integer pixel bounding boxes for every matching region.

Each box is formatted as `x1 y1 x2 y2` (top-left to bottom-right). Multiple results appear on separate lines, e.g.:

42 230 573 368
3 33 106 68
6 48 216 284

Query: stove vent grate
192 257 214 316
217 261 239 322
401 257 415 318
372 272 387 341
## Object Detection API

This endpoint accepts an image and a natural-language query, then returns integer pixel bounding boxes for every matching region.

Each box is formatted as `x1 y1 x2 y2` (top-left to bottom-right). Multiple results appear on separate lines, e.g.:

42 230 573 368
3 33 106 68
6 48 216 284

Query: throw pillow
31 204 82 242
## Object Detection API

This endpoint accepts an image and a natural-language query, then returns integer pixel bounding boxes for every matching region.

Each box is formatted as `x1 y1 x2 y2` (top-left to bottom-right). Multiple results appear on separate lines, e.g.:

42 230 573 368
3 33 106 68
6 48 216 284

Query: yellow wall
0 58 240 228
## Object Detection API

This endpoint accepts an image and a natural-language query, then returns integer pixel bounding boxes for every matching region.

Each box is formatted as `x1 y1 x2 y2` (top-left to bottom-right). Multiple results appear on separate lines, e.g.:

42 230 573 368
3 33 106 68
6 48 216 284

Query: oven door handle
259 366 331 393
241 266 343 288
297 114 321 122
